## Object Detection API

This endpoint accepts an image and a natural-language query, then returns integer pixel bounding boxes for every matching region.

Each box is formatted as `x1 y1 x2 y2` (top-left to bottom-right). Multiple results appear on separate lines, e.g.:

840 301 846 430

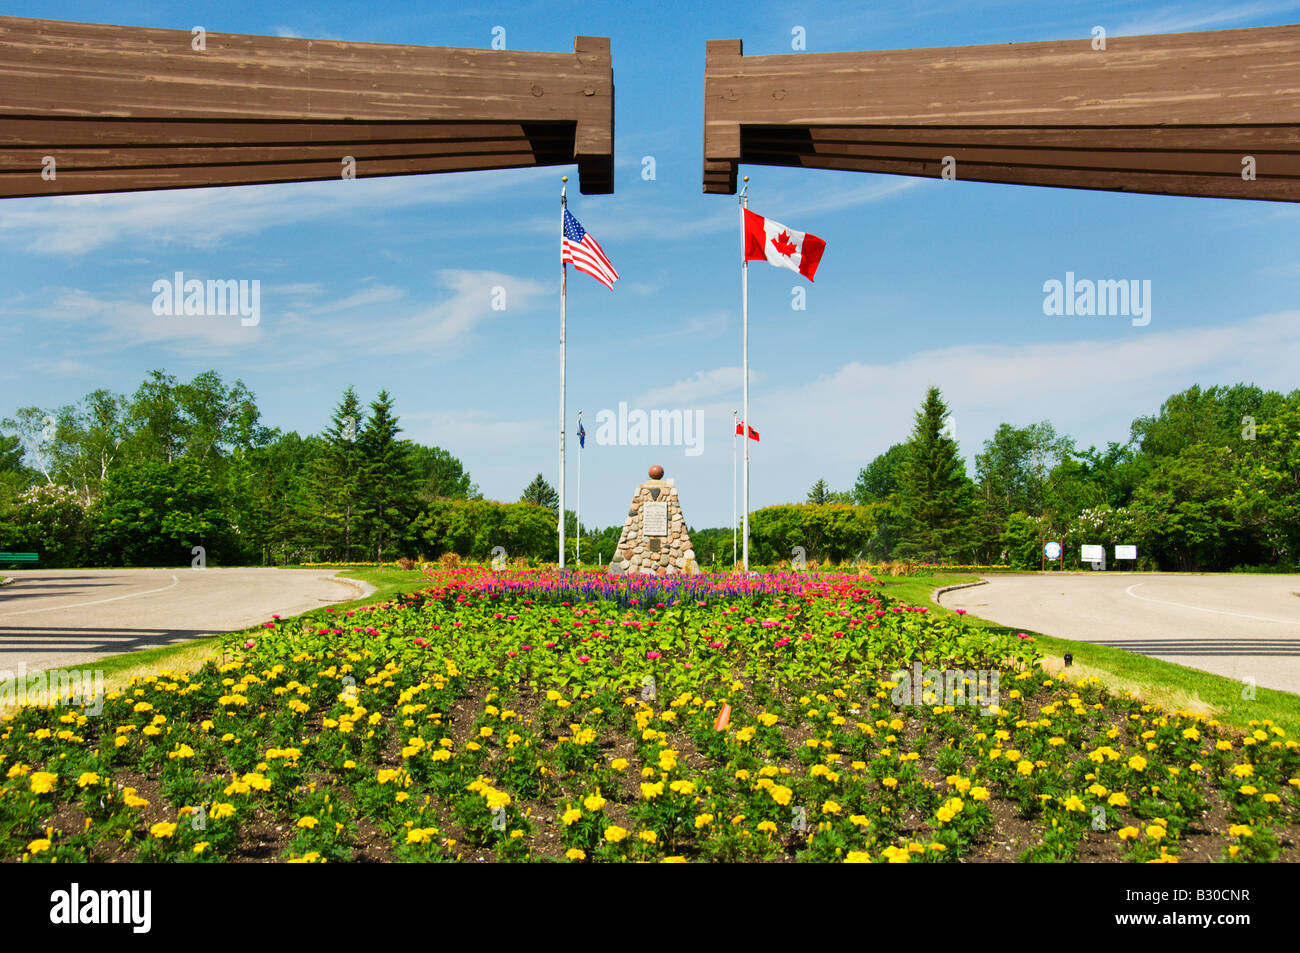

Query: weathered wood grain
703 28 1300 201
0 17 613 194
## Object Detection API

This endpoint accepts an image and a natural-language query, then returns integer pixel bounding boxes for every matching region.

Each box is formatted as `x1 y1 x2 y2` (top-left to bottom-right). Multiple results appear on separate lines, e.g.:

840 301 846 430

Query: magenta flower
577 655 590 663
646 651 661 660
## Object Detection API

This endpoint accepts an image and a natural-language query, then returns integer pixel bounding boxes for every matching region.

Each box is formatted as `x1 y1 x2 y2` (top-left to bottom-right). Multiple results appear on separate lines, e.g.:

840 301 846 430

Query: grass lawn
878 572 1300 738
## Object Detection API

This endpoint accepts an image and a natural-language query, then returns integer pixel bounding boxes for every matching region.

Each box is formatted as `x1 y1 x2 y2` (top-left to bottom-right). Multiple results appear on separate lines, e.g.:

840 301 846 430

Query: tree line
776 383 1300 571
4 371 1294 571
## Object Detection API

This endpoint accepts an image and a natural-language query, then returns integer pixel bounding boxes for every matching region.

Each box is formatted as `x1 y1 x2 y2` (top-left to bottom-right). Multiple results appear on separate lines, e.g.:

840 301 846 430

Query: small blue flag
577 418 586 449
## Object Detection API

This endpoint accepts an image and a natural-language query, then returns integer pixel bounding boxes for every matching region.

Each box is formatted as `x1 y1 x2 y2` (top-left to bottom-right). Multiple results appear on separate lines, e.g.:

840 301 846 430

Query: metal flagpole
559 177 568 569
740 176 750 572
576 411 582 565
732 408 737 569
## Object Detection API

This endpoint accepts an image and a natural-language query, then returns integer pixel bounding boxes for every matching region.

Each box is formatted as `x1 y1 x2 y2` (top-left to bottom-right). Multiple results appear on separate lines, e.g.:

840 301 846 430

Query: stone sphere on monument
648 464 664 480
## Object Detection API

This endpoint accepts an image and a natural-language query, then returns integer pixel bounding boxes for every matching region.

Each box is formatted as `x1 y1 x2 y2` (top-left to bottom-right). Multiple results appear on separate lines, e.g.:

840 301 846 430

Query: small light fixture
1064 652 1073 667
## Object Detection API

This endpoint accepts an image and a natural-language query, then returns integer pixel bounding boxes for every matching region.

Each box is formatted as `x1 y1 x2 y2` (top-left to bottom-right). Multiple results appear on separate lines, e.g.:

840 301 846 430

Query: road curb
933 579 987 605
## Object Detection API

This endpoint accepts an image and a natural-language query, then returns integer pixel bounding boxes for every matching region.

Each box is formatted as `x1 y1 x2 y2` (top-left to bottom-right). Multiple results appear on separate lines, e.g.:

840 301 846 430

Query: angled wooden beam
703 28 1300 201
0 16 614 197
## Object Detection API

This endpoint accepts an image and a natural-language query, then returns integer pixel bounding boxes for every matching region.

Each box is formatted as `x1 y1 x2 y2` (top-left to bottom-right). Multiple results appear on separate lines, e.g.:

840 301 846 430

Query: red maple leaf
770 230 797 257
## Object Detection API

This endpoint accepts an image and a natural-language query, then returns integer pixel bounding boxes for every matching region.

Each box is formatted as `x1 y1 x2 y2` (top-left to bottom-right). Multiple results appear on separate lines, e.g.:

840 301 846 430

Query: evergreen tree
806 478 831 504
358 390 415 561
310 387 367 560
896 387 976 560
520 473 559 514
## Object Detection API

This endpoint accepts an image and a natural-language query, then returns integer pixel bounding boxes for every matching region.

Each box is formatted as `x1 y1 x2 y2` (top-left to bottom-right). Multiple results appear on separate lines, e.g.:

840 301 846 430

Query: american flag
562 208 619 290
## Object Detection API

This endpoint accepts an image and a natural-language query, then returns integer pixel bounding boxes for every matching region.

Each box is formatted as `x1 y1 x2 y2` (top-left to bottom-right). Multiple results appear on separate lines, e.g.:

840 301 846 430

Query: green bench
0 552 38 566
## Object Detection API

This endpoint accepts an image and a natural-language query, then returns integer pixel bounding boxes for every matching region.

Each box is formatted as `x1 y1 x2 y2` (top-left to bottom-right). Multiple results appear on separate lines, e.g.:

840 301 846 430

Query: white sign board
642 501 668 536
1115 545 1137 560
1043 541 1062 560
1081 544 1105 562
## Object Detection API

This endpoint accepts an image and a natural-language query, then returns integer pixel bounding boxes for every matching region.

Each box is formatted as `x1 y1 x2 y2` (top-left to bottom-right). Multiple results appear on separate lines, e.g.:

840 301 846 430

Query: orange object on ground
714 703 732 731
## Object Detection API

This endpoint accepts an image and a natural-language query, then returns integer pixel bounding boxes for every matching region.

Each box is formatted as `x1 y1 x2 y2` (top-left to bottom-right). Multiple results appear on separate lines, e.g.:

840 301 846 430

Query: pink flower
646 651 661 660
243 640 256 649
955 609 967 615
577 655 590 663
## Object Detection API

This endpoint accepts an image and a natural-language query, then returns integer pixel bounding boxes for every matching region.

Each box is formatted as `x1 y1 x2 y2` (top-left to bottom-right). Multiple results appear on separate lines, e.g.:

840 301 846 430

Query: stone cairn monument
609 465 699 574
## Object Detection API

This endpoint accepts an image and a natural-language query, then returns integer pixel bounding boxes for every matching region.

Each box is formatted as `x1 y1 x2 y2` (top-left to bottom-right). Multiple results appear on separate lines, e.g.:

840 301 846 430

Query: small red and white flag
743 208 826 282
736 420 760 442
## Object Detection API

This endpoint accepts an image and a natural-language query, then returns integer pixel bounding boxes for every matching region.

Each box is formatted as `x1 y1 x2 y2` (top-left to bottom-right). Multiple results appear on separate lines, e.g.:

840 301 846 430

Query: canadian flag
743 208 826 282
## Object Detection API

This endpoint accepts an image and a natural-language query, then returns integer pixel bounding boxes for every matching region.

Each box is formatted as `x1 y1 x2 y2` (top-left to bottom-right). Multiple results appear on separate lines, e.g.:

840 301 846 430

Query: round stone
648 464 664 480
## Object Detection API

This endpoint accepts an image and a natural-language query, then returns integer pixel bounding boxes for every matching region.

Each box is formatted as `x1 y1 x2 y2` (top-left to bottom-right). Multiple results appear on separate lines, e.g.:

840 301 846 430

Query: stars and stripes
562 208 619 289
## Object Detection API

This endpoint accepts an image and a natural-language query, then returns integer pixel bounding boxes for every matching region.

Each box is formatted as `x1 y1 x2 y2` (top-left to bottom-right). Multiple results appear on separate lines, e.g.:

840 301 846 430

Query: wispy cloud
1112 1 1300 36
0 167 558 255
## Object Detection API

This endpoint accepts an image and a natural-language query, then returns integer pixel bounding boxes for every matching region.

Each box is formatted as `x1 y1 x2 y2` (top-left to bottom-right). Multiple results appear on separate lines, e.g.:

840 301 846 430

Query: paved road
0 568 374 674
939 573 1300 695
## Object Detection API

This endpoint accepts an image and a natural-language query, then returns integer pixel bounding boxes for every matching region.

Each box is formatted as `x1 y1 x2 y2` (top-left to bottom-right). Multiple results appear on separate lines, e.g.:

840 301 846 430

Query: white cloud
0 167 558 255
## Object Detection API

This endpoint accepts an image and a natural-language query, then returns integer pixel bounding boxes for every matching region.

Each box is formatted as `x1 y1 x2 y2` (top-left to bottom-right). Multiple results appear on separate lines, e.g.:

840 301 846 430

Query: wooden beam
703 27 1300 201
0 17 613 195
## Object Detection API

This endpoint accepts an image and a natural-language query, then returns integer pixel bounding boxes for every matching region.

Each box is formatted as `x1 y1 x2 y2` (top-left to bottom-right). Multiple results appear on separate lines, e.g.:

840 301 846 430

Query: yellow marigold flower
1016 760 1034 776
694 814 713 829
611 759 628 771
882 845 910 863
565 848 586 861
297 816 319 829
1215 740 1233 751
821 800 842 815
1239 785 1258 796
1061 796 1086 813
669 780 695 796
881 777 898 790
759 713 779 727
562 807 582 826
1144 825 1165 840
1230 763 1254 778
769 784 793 806
210 802 235 820
1087 783 1108 797
757 820 777 834
640 782 664 799
583 794 606 812
1108 792 1130 807
27 839 51 854
29 772 57 795
150 822 177 838
604 825 629 843
76 772 100 788
193 842 210 854
639 830 658 843
970 786 990 802
1117 827 1140 840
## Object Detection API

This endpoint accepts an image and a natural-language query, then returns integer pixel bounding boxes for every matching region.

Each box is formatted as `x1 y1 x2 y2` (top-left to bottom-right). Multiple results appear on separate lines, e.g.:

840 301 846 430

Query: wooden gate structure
0 16 614 198
703 27 1300 202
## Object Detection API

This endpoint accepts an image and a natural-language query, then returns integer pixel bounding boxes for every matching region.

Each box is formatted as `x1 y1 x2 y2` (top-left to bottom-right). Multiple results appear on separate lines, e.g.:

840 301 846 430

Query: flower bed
1 568 1295 862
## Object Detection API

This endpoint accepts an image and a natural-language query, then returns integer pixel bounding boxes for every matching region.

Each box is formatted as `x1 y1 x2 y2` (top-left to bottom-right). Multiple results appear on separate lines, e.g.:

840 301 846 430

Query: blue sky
4 0 1300 533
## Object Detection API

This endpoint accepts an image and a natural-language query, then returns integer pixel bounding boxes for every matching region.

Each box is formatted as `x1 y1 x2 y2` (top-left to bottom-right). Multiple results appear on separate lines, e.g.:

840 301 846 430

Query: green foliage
412 499 555 560
895 387 976 561
520 473 559 514
91 457 229 566
749 503 877 564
